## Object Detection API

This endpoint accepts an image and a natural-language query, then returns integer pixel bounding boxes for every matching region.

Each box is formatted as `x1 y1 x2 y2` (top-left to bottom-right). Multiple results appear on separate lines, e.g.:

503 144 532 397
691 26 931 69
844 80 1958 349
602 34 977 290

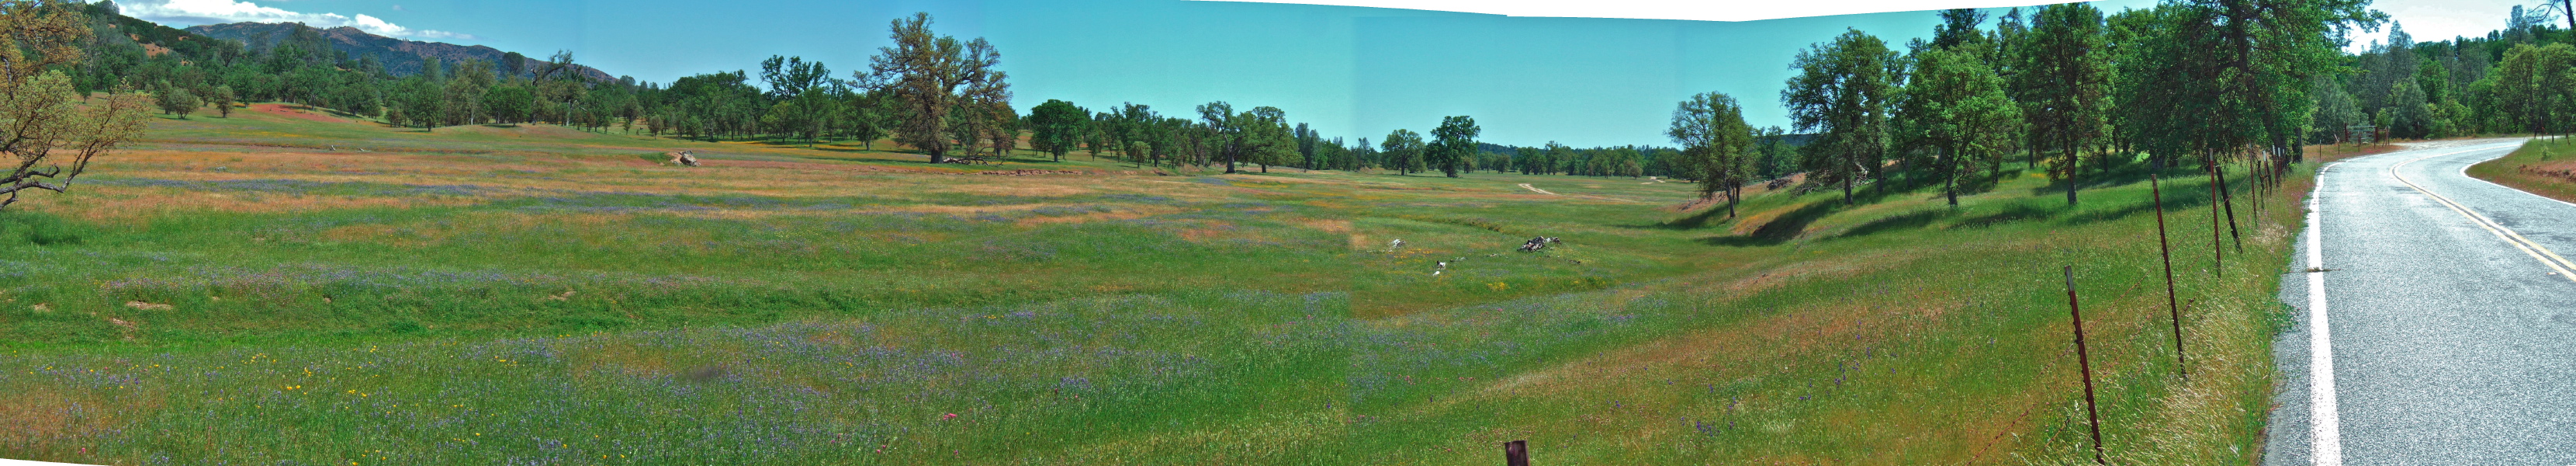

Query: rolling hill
183 22 618 82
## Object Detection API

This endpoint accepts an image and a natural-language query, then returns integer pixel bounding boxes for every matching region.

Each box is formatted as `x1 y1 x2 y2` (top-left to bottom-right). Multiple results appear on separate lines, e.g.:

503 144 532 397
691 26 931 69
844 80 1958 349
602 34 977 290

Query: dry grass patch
26 186 475 223
947 181 1097 197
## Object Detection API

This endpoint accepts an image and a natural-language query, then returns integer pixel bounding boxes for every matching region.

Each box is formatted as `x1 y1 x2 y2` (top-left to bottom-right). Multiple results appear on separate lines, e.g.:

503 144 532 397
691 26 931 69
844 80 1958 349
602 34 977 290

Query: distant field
2 106 2310 464
2470 136 2576 203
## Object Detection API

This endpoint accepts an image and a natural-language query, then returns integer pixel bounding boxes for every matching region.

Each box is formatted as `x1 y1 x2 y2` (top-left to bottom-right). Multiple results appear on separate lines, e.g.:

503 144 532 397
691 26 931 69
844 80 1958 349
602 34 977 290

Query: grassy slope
1 107 2308 464
2468 136 2576 203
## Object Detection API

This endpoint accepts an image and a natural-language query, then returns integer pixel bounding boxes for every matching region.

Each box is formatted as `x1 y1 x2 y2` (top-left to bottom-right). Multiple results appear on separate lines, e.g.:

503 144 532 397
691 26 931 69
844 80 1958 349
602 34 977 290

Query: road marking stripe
2391 147 2576 283
2456 165 2576 210
2454 137 2576 210
2308 160 2343 466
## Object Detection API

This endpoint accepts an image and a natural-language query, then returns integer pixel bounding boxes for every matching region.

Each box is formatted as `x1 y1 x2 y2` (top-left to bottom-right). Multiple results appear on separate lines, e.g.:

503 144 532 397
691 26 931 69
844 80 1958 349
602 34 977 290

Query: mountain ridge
184 22 618 82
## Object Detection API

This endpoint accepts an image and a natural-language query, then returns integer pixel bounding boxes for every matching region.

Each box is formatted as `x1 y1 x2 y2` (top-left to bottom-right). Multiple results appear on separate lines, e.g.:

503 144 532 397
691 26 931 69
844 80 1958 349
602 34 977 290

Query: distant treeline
1646 1 2576 215
61 2 1740 178
64 0 2576 185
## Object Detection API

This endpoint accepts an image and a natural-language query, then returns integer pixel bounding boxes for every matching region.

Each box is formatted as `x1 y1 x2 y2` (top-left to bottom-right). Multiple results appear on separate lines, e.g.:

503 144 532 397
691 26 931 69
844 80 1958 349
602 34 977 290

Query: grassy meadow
2 104 2317 464
2470 135 2576 203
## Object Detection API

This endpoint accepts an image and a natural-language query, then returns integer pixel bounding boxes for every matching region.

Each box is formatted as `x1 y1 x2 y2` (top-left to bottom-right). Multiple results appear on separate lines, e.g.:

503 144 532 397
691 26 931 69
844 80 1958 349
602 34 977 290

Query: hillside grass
2468 136 2576 203
2 109 2311 464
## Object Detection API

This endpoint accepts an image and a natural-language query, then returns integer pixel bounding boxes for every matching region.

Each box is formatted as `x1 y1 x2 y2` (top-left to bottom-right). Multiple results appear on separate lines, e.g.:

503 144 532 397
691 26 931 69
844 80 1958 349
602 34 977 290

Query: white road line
2391 147 2576 282
2304 143 2576 464
2450 141 2576 210
2308 161 2343 466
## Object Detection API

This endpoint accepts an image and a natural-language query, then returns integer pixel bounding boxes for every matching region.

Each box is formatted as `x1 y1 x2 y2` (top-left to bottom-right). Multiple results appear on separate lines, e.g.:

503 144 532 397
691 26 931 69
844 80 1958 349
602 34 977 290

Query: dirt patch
2516 159 2576 183
1017 207 1177 226
0 386 130 448
1301 218 1352 234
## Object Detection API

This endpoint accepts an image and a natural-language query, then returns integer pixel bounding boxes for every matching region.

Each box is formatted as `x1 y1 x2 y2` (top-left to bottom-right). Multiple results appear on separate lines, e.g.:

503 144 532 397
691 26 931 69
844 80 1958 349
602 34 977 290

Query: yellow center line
2391 148 2576 283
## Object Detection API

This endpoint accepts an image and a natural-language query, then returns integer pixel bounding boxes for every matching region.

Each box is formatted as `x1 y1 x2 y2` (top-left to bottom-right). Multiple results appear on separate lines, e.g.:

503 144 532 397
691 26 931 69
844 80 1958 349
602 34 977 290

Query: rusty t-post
2152 172 2187 379
2066 266 2108 465
2209 161 2225 278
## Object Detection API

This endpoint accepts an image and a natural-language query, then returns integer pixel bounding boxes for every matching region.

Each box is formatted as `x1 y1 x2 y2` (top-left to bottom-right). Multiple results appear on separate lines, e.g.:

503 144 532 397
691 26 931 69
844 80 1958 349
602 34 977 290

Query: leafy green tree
860 12 1006 163
210 85 236 117
760 56 836 101
1930 9 1992 53
979 99 1019 158
1238 106 1297 172
2483 43 2576 134
2415 57 2450 105
835 89 889 149
1546 142 1576 176
1784 29 1899 204
1427 116 1480 178
154 82 200 117
2356 23 2416 113
1027 99 1089 162
759 56 842 143
1667 92 1756 216
2308 76 2363 144
395 74 445 131
1380 129 1425 175
445 59 496 125
1754 127 1795 179
1897 47 2023 207
1084 110 1115 158
1196 102 1250 172
2385 81 2433 138
484 84 532 123
1293 123 1320 169
1114 104 1162 165
2016 2 2110 205
2119 0 2380 167
946 96 1015 158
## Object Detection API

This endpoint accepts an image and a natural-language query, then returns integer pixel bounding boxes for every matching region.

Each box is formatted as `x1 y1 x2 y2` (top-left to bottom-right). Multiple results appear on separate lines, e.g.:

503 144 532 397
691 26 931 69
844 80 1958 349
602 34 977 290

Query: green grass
1 108 2312 464
2470 136 2576 203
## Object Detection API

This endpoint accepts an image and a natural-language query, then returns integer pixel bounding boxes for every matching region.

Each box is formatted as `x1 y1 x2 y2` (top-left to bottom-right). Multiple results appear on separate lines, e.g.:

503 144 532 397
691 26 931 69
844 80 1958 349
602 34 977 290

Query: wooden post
1504 440 1529 466
2065 266 2109 465
2152 173 2188 379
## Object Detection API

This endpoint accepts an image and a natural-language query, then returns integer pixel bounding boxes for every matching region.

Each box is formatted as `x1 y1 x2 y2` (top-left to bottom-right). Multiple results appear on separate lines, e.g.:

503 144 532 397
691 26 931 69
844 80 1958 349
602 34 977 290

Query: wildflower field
2 106 2308 464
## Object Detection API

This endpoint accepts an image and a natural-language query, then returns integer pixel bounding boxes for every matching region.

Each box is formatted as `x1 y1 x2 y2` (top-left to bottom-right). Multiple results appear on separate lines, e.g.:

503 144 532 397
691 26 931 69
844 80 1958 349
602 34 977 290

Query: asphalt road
2266 139 2576 466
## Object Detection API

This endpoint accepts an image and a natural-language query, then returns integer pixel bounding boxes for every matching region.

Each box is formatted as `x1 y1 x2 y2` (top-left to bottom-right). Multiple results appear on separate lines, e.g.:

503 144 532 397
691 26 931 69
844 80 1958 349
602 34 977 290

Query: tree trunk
1728 181 1740 218
1944 149 1961 207
1946 173 1959 207
1842 151 1857 205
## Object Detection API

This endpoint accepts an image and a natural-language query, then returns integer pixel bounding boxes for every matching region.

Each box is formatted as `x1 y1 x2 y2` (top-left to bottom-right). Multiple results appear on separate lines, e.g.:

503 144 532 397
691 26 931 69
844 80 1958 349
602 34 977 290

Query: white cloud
119 0 477 40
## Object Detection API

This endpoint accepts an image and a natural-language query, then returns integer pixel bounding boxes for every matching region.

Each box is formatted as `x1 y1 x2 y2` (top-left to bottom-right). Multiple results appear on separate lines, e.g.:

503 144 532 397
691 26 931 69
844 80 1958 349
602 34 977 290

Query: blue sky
119 0 2510 148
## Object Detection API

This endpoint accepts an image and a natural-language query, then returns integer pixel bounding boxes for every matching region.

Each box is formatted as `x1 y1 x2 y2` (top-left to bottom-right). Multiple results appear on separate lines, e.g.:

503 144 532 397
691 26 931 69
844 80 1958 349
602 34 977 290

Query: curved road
2267 139 2576 466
